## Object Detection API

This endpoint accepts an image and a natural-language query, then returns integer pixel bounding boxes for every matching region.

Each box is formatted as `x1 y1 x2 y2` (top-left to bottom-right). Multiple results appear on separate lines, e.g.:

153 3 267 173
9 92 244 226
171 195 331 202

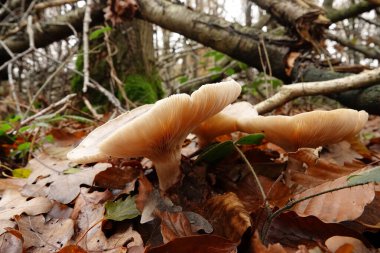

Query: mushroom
67 104 153 163
92 80 241 191
192 101 258 147
237 109 368 151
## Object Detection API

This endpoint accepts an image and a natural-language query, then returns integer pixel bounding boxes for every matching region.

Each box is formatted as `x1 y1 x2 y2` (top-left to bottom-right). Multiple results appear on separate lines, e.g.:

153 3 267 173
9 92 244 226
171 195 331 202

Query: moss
124 74 164 104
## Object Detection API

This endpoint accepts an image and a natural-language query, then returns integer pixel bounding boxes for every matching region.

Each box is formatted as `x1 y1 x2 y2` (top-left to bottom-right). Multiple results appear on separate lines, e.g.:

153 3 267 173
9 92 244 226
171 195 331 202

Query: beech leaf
195 141 234 164
347 166 380 186
104 196 140 221
12 168 31 178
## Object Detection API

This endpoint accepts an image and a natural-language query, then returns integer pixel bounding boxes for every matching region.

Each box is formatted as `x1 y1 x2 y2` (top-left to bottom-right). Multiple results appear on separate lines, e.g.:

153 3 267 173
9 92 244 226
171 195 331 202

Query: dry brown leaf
288 148 360 188
0 178 26 193
94 160 141 189
156 210 194 243
355 185 380 229
57 245 88 253
291 172 376 223
0 219 16 234
205 192 251 242
325 236 373 253
266 211 366 249
251 231 287 253
0 229 23 253
71 188 113 220
15 214 74 252
76 203 143 252
145 235 238 253
0 189 52 220
324 141 364 166
21 153 110 204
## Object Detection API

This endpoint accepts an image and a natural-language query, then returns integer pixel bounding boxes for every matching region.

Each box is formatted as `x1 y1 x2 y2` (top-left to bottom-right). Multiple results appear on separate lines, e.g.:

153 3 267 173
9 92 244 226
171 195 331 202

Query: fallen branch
255 67 380 114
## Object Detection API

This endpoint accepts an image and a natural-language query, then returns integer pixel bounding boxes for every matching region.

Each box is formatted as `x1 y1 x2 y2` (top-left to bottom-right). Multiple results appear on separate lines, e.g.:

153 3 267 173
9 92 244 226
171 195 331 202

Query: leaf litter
0 112 379 253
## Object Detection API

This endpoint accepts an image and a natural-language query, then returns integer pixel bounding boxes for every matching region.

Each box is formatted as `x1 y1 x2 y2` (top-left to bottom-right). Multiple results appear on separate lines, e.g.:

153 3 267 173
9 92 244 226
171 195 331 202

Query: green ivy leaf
235 133 265 145
195 141 234 164
89 26 112 40
12 168 32 178
347 166 380 186
104 196 140 221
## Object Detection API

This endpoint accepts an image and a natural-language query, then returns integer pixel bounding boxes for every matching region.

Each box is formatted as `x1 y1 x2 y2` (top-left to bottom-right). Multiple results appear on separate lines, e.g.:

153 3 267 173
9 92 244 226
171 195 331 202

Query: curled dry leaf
57 245 88 253
205 192 251 242
15 214 74 252
145 234 238 253
251 231 287 253
0 229 23 253
292 172 376 223
0 189 52 220
325 236 372 253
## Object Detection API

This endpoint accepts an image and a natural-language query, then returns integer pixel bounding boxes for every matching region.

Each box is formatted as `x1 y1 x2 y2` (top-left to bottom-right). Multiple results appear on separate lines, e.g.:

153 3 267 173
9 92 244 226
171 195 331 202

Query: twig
82 0 92 93
20 94 76 126
83 97 103 120
34 0 80 10
254 67 380 114
7 63 21 114
23 56 70 118
27 15 35 49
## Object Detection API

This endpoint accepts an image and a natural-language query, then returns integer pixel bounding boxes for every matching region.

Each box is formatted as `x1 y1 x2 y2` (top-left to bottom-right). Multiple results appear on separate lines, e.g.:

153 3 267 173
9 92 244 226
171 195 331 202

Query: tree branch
255 67 380 114
326 1 379 23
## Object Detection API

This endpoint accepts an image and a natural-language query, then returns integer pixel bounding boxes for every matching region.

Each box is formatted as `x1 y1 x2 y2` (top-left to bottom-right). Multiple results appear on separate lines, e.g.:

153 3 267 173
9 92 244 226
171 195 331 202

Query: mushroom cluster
68 79 369 191
68 80 242 191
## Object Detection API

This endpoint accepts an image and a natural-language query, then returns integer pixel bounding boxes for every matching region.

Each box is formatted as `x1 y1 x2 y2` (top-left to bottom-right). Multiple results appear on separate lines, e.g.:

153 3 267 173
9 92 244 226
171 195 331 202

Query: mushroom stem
151 151 182 192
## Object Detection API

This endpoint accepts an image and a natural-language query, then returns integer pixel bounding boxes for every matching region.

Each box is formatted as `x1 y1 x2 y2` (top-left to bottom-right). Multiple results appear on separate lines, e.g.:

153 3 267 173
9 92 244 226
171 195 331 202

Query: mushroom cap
67 104 153 164
192 101 258 146
99 80 242 190
238 109 368 151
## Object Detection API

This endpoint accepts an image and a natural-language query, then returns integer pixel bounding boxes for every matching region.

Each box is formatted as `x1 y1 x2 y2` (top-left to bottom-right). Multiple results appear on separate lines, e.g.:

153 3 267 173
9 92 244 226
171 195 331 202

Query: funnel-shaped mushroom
98 81 241 191
192 101 258 147
67 104 153 163
238 109 368 151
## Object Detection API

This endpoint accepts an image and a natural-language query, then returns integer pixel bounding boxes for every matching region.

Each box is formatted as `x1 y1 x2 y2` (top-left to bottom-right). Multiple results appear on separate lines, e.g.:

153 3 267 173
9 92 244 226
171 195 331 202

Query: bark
326 1 379 23
249 0 329 42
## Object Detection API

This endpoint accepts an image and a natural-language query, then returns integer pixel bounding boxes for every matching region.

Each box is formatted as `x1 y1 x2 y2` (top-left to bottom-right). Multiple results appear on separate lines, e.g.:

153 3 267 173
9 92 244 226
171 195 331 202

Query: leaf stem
233 144 269 208
260 181 373 244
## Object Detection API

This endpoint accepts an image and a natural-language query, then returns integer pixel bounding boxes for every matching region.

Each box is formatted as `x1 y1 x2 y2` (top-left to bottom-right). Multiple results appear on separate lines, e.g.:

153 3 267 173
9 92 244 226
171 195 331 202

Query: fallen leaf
145 234 238 253
291 171 376 223
155 210 194 243
71 188 113 219
205 192 251 242
0 189 52 220
266 211 366 249
57 245 88 253
94 160 141 189
15 214 74 252
0 229 23 253
0 219 16 234
76 203 143 252
22 153 110 204
325 236 372 253
105 196 140 221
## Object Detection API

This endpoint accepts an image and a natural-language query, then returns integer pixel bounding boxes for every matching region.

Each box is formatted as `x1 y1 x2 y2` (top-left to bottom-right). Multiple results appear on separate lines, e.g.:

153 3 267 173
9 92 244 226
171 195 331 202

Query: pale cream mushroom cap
238 109 368 151
192 101 258 147
99 80 242 191
67 104 153 164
